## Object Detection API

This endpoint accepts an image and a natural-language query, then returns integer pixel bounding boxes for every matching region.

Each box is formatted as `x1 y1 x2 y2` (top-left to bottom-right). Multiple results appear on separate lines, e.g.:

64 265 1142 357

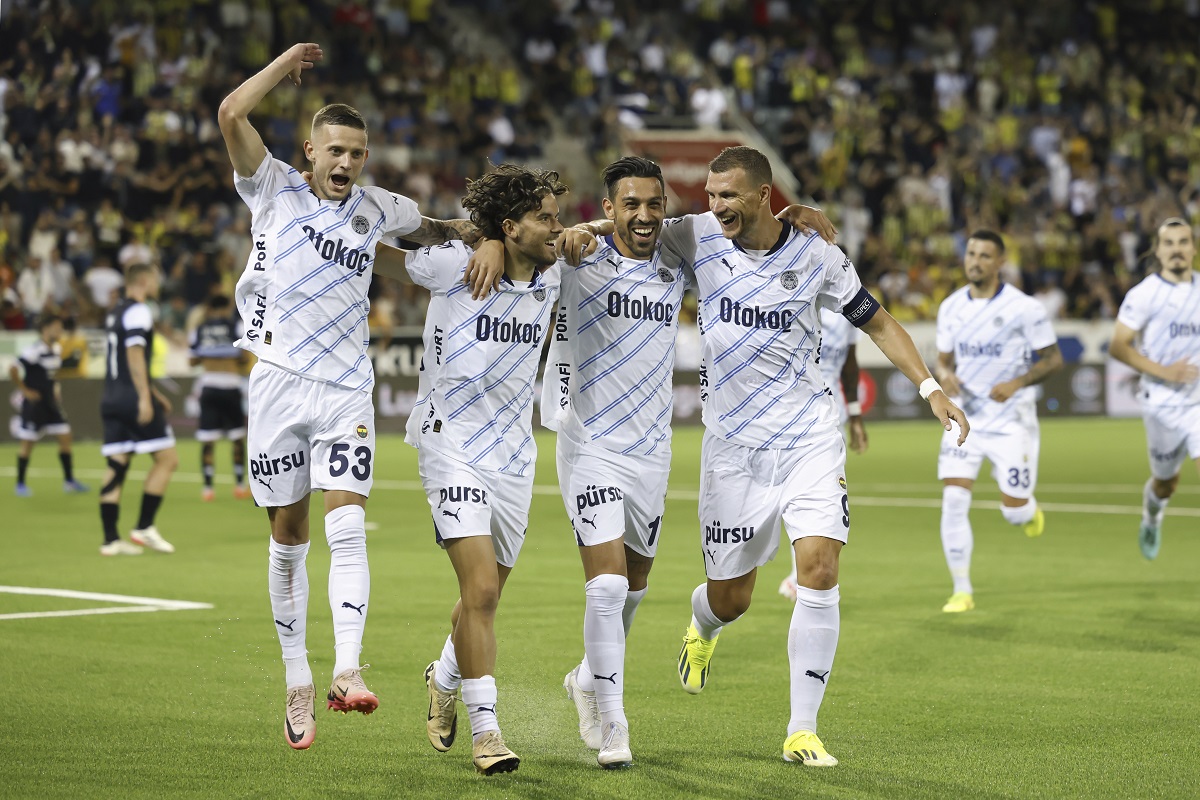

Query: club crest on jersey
657 266 674 282
533 288 546 302
356 424 368 439
838 475 847 489
780 271 799 290
351 215 369 235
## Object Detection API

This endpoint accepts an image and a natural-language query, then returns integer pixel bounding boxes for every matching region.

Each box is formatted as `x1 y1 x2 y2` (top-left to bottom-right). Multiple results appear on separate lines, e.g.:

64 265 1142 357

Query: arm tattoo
407 217 483 248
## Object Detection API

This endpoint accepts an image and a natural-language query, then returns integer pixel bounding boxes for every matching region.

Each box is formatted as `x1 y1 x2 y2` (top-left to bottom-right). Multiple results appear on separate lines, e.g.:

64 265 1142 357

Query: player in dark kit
97 263 180 556
10 314 88 496
189 294 251 502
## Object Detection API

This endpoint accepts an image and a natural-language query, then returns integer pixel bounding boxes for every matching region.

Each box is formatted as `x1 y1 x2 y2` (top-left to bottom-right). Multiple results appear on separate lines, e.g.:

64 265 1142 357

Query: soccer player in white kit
933 230 1063 613
779 305 869 601
662 146 969 767
219 43 493 751
535 157 685 769
643 146 967 766
1109 218 1200 559
407 165 564 775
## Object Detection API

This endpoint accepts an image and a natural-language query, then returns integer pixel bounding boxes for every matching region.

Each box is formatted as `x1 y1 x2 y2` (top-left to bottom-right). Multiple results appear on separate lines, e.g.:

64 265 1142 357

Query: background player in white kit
933 230 1062 613
779 304 868 602
1109 218 1200 559
188 294 251 502
643 146 967 767
405 165 564 775
538 156 684 769
10 314 88 496
219 42 493 751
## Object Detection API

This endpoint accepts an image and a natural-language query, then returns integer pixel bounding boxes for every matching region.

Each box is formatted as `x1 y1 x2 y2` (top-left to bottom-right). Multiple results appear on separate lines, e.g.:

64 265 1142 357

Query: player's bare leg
130 446 178 553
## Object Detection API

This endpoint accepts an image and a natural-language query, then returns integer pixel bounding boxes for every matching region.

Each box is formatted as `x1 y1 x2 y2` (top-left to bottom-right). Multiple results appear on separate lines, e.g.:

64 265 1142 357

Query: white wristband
846 401 863 417
918 378 942 401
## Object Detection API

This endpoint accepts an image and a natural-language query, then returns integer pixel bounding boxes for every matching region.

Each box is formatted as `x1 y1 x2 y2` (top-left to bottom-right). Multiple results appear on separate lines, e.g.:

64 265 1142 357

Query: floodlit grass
1 417 1197 799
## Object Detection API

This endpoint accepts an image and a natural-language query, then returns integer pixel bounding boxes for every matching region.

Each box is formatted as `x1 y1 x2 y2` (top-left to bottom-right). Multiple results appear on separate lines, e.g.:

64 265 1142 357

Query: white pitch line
0 585 213 622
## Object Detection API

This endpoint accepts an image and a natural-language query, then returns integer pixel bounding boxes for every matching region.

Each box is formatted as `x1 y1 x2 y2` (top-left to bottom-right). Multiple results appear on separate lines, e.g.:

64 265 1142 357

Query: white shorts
246 361 376 507
937 406 1040 499
418 445 532 569
1144 404 1200 480
698 429 849 581
556 431 669 558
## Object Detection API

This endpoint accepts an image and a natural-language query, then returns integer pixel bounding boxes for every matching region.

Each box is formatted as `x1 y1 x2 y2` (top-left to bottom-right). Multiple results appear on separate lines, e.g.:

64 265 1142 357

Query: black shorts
16 400 70 441
197 387 247 441
101 400 175 457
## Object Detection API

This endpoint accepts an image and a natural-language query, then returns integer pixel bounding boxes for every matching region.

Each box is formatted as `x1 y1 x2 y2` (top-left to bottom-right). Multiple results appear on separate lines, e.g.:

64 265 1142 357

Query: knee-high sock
462 676 500 738
787 584 840 736
1000 498 1037 526
434 633 461 692
269 539 312 688
690 583 727 639
326 505 369 676
578 584 649 693
1144 479 1170 526
941 486 973 595
583 574 629 729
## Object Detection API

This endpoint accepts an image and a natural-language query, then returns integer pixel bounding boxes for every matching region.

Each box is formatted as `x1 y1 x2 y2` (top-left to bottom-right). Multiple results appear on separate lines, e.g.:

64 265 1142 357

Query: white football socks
268 538 312 688
582 574 629 729
941 485 974 595
787 584 840 736
577 583 648 694
690 583 727 640
326 505 369 677
434 634 462 693
1143 478 1169 526
462 676 500 739
1000 498 1037 526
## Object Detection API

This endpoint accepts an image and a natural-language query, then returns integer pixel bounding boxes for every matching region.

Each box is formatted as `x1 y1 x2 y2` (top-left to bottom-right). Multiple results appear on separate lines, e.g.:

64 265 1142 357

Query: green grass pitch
1 417 1197 799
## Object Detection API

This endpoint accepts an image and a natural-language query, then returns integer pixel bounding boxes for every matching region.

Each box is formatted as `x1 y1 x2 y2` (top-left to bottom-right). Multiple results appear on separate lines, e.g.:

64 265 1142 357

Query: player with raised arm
571 146 967 766
933 230 1063 613
403 165 564 775
188 295 251 502
97 264 179 556
218 42 493 751
1109 218 1200 559
11 314 88 496
779 305 868 601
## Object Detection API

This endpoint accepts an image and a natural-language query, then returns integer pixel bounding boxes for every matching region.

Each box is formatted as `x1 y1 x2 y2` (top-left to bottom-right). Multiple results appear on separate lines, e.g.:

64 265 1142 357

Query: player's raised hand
1161 359 1200 384
464 240 505 300
931 392 970 445
281 43 322 86
777 204 838 244
555 227 598 267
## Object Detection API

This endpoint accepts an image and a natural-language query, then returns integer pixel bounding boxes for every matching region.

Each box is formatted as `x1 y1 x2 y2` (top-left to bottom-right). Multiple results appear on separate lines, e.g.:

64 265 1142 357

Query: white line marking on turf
0 585 213 622
5 469 1197 517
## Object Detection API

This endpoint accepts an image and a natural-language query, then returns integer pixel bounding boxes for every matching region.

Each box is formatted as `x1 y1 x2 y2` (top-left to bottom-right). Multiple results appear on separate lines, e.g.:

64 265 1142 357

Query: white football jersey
818 305 860 407
541 235 688 461
405 242 560 476
936 283 1057 430
1116 271 1200 408
661 212 873 449
232 153 421 391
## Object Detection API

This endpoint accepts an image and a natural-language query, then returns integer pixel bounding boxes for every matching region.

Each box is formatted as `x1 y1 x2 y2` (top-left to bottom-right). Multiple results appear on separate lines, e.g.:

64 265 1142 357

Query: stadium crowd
2 0 1199 339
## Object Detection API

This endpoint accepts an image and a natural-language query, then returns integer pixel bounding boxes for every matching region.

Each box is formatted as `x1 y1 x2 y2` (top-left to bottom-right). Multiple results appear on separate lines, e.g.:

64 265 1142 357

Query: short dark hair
37 313 61 330
312 103 367 134
602 156 664 200
709 146 771 187
207 294 232 310
968 229 1006 254
462 164 568 241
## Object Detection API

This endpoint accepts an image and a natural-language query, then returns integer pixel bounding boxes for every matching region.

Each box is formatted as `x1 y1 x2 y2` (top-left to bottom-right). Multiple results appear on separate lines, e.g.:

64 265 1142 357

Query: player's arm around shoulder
218 43 322 178
861 307 970 445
